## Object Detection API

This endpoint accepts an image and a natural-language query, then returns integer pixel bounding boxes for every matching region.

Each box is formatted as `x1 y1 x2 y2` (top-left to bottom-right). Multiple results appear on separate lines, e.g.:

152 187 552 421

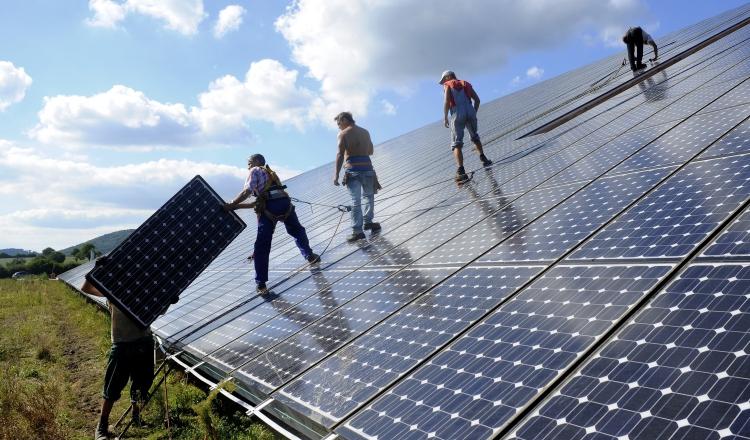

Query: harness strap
262 203 293 225
344 162 373 167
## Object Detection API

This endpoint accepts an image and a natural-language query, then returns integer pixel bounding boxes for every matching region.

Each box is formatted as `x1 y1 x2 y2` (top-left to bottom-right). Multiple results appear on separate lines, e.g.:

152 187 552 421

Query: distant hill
58 229 136 256
0 248 37 256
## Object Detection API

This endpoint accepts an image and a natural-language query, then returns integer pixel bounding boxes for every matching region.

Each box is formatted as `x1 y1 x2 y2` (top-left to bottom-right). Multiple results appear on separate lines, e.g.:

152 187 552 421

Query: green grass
0 278 277 440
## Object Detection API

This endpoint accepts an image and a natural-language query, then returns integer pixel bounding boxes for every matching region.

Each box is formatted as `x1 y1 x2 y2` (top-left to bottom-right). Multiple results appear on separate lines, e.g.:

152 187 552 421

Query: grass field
0 278 277 440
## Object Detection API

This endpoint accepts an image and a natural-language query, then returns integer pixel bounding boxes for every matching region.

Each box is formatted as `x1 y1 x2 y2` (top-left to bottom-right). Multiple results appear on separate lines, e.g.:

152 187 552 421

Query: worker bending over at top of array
440 70 492 185
622 26 658 71
333 111 381 242
81 270 156 440
224 153 319 294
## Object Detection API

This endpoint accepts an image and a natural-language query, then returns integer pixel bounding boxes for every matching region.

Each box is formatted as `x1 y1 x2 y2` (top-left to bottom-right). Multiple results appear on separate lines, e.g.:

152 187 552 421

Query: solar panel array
58 4 750 439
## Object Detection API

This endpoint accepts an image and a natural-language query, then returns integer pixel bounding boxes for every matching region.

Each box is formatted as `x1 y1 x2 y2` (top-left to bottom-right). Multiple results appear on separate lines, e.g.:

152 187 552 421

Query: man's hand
333 177 340 186
444 117 449 128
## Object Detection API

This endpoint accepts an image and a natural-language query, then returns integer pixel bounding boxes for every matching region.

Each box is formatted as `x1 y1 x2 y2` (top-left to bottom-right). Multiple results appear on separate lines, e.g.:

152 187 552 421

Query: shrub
0 265 9 279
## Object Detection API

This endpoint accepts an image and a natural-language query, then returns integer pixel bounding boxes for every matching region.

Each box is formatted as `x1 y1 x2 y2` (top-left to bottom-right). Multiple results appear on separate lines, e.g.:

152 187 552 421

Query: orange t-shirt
444 79 473 108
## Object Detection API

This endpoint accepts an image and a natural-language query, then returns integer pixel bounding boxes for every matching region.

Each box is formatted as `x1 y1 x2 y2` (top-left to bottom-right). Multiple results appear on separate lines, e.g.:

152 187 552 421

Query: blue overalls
254 190 313 285
449 83 480 149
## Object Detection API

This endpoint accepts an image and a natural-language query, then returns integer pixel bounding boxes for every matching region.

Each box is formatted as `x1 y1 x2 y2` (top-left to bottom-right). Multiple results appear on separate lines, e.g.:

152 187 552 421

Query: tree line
0 243 101 279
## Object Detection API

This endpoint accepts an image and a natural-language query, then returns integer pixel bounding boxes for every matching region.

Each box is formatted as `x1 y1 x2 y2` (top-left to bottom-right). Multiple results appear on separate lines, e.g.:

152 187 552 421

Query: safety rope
265 209 347 292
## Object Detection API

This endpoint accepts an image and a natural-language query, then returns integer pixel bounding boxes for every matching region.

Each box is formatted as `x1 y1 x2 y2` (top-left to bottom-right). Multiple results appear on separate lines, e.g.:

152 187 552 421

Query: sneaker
94 421 108 440
635 62 647 70
256 283 268 294
306 253 320 263
364 222 381 232
479 155 492 167
455 167 469 184
347 232 366 242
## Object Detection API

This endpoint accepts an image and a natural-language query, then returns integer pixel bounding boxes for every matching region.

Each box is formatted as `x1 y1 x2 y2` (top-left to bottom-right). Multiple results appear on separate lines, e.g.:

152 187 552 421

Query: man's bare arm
443 86 451 128
223 189 252 211
334 132 346 185
650 41 658 60
471 89 481 113
81 279 104 297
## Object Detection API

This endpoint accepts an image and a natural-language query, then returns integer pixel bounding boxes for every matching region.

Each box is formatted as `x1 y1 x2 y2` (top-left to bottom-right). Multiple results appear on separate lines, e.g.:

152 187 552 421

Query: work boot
306 253 320 264
94 421 108 440
455 167 469 184
479 155 492 167
256 282 268 294
635 62 647 70
347 232 366 242
364 222 381 232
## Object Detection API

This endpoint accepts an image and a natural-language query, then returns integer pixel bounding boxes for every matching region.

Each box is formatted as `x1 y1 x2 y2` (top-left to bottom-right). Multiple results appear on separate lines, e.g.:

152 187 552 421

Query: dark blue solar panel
85 176 246 328
702 207 750 257
481 167 676 263
699 115 750 160
571 153 750 260
339 265 673 440
610 105 750 174
509 264 750 440
273 265 545 427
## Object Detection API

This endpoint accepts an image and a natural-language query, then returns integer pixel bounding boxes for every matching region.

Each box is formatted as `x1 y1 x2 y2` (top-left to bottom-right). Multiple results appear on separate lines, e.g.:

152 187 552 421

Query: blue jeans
254 198 313 284
345 170 375 234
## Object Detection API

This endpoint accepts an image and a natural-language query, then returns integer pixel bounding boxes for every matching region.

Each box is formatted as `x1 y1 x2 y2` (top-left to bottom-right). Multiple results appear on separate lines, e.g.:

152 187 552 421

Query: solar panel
85 176 246 328
508 263 750 440
339 265 674 440
53 5 750 440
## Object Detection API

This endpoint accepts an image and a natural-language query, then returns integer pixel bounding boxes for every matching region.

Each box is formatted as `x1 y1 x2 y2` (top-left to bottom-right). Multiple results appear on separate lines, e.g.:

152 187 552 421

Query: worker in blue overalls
224 153 319 293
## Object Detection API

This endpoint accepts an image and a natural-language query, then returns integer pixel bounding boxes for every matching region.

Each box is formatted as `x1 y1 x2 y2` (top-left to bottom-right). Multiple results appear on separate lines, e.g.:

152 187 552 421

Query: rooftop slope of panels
56 4 750 440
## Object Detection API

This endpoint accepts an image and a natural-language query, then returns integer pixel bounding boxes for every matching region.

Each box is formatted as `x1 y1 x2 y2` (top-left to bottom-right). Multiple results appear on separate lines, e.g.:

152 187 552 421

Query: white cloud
380 100 397 115
275 0 652 119
198 59 325 132
0 140 300 250
87 0 207 35
0 61 32 111
28 60 328 148
213 5 245 38
526 66 545 80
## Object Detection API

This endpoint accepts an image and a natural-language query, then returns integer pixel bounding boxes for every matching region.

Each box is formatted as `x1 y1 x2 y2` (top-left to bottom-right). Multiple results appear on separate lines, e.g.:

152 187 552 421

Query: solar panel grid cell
508 263 750 440
572 153 750 260
340 265 674 440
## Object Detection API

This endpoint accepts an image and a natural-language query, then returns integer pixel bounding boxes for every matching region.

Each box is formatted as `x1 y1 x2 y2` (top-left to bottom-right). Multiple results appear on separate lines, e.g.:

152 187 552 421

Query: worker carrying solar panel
223 153 320 294
622 26 659 72
80 274 157 440
439 70 493 185
332 111 382 242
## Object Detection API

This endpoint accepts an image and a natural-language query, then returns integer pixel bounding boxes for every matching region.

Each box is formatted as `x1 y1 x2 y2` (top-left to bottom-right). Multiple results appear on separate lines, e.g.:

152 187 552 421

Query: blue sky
0 0 746 251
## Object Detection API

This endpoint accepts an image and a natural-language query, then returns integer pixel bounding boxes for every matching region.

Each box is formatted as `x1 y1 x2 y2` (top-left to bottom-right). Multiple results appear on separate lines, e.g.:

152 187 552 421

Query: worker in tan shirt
333 112 381 242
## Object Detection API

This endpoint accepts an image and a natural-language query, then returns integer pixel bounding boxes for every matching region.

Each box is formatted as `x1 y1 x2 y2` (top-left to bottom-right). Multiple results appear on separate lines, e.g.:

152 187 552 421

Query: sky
0 0 746 252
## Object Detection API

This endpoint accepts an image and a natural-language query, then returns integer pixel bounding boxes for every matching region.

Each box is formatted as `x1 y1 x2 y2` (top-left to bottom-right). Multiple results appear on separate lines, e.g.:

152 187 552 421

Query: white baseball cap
439 70 455 84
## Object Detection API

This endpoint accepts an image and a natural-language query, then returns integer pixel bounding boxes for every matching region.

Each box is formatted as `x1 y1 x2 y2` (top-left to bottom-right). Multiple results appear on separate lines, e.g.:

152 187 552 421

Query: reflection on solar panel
57 4 750 439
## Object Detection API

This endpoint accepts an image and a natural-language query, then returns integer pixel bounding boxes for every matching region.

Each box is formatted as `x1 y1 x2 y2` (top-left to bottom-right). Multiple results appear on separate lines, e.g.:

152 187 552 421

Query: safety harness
254 165 294 225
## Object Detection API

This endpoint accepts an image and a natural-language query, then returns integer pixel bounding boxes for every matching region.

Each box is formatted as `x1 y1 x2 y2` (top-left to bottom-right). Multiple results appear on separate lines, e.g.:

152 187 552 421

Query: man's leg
97 345 129 439
276 202 313 257
466 115 490 166
453 146 464 168
254 216 275 285
361 172 376 226
129 339 155 427
346 175 364 234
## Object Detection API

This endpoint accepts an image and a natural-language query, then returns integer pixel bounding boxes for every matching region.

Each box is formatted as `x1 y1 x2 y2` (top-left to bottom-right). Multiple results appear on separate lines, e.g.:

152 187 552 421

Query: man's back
339 124 373 160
